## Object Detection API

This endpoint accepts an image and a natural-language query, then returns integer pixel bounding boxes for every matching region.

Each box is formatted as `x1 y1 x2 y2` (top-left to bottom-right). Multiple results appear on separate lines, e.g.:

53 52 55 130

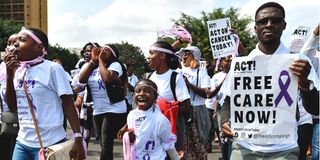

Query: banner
207 17 236 59
230 54 298 144
289 25 311 53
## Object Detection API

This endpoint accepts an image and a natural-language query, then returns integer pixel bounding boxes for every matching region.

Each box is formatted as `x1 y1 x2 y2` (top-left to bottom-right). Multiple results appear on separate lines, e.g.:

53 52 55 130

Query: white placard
207 17 236 59
200 61 206 69
230 54 298 144
289 25 311 53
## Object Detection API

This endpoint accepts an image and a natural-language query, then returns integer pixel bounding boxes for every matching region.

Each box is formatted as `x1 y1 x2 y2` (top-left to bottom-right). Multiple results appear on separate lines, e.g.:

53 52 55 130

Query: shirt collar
250 42 290 56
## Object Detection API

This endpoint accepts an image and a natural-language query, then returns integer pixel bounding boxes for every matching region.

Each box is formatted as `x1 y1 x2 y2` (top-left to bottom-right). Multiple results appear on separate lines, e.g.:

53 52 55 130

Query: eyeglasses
255 17 284 26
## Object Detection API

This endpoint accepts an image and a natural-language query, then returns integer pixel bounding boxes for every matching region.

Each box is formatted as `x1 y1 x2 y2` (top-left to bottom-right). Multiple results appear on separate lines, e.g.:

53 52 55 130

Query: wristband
74 132 82 138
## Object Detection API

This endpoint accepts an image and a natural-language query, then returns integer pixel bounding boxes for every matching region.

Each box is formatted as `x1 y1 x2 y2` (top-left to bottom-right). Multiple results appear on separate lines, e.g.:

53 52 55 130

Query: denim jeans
221 138 233 160
12 140 40 160
312 119 319 160
93 112 127 160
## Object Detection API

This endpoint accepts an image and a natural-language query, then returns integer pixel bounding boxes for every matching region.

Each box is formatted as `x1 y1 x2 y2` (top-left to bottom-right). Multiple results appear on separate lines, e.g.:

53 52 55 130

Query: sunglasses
255 17 284 26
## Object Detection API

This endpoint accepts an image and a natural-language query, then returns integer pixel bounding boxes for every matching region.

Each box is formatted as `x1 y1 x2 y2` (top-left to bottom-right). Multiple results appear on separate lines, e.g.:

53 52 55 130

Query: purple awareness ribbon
98 79 105 90
274 70 293 107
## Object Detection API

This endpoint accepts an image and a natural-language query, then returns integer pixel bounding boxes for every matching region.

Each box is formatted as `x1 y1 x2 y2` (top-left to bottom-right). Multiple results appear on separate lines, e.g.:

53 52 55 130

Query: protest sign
200 60 206 69
207 17 236 59
289 25 311 53
230 54 298 144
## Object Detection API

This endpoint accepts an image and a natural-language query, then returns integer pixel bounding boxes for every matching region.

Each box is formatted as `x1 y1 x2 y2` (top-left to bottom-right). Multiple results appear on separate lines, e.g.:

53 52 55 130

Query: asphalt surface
86 138 222 160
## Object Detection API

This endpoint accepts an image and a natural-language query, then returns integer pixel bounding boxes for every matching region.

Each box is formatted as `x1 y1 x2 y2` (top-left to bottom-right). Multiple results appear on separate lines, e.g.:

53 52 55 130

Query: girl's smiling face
134 80 157 110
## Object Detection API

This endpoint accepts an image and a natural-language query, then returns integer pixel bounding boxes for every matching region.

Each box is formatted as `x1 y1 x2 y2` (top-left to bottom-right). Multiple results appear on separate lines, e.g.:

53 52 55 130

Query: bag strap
192 69 200 101
170 71 178 101
22 73 44 149
0 87 3 112
146 71 154 79
147 71 177 101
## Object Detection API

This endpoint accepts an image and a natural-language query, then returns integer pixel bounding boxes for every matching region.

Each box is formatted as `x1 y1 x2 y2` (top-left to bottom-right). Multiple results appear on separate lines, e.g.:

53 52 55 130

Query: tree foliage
0 18 22 51
0 19 79 72
173 7 257 64
46 44 80 73
113 41 146 78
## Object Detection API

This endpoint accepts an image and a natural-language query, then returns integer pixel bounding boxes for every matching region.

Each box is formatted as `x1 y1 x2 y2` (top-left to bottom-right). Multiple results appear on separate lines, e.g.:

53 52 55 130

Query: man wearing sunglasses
220 2 319 160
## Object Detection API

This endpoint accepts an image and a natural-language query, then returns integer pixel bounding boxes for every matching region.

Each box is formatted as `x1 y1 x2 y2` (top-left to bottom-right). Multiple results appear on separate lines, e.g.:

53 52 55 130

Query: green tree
113 41 146 78
0 19 22 51
46 44 80 73
0 19 79 73
173 7 257 63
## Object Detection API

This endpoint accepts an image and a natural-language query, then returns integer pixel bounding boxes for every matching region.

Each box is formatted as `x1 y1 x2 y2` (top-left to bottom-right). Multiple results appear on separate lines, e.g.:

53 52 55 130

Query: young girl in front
125 79 181 160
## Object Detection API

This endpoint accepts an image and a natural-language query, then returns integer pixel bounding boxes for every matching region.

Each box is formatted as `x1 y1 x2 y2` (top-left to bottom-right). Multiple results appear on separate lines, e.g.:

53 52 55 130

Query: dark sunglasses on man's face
255 17 284 26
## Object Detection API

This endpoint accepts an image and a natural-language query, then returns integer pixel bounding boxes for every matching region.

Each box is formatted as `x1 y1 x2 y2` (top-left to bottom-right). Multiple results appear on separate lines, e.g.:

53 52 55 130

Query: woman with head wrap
179 45 210 159
4 27 85 160
78 43 128 160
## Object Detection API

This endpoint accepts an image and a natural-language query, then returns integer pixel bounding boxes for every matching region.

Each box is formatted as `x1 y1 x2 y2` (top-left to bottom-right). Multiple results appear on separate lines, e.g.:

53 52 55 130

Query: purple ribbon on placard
98 79 105 90
274 70 293 107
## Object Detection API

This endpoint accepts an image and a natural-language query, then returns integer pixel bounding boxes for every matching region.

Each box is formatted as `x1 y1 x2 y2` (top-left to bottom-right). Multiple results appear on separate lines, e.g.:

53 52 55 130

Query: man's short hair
255 2 285 19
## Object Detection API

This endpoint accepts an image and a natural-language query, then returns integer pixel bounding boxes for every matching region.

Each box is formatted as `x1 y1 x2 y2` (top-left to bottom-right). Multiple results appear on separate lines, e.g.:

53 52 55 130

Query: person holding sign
220 2 319 159
300 23 320 160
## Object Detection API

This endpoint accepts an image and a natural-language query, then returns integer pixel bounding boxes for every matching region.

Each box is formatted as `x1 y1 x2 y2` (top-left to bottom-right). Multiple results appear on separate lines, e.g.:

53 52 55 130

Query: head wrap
179 45 201 61
149 46 174 55
103 45 117 58
20 27 47 56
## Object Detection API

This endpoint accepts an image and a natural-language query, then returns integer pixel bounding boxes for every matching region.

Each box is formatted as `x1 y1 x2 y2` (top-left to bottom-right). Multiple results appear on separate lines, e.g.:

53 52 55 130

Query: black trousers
298 123 313 160
93 112 127 160
0 134 16 160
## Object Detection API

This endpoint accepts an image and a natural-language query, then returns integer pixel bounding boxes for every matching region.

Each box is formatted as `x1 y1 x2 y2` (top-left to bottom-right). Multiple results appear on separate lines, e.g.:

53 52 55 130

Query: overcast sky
48 0 319 55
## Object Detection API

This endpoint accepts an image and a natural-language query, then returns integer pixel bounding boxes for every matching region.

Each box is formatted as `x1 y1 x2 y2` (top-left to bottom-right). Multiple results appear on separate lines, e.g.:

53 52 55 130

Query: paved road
86 138 222 160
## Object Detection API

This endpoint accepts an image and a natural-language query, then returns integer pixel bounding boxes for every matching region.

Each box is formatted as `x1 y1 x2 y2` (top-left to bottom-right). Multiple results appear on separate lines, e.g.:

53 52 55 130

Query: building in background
0 0 47 35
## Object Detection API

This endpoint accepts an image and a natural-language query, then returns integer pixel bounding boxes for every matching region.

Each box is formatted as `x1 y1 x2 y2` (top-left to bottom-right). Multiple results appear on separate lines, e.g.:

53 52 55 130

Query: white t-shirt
86 61 127 115
127 105 176 159
300 33 320 119
14 60 72 147
205 72 227 109
149 69 190 102
297 93 313 125
180 67 210 106
126 74 139 105
220 42 319 152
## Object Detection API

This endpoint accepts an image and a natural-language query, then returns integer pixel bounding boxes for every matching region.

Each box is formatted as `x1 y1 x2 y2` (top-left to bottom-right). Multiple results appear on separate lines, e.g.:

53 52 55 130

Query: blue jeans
221 138 233 160
312 119 319 160
12 140 40 160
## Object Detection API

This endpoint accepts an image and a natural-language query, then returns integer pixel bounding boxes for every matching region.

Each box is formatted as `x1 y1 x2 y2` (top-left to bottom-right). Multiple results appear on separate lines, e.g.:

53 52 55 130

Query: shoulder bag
0 88 19 137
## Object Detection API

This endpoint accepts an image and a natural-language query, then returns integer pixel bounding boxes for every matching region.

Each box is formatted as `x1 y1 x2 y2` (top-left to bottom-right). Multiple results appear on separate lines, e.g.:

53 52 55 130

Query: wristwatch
309 81 315 90
299 80 314 91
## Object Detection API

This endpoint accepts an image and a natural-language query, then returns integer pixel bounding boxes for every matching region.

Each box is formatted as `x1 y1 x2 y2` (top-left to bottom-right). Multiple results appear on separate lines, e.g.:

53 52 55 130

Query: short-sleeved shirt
180 67 210 106
127 105 176 159
14 60 72 147
126 74 139 105
149 69 190 102
86 61 127 115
